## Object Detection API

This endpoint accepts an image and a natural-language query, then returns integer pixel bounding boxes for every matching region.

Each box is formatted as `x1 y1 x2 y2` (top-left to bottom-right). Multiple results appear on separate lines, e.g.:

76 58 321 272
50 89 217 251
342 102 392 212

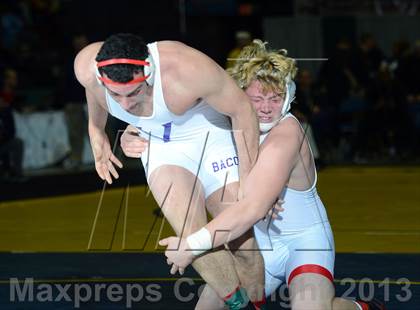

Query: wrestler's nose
119 97 131 110
260 101 271 113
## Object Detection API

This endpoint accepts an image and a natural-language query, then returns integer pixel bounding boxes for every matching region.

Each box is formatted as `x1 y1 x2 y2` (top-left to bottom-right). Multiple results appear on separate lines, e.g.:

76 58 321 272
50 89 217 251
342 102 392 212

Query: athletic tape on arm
186 227 212 256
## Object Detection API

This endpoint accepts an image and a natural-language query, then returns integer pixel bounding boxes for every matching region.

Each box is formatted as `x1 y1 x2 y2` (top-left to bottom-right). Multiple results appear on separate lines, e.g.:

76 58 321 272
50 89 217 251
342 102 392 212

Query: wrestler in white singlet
254 113 335 297
101 43 239 198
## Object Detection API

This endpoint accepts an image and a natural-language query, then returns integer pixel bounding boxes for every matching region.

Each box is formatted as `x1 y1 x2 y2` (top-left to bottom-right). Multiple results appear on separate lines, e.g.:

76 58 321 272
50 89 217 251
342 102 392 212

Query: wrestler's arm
74 43 123 183
175 46 259 181
204 68 259 181
160 120 301 273
74 42 108 134
204 120 301 246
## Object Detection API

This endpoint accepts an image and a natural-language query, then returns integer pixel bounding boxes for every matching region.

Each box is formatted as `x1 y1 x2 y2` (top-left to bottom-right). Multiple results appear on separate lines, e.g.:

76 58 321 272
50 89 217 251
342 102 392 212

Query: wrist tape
186 227 212 256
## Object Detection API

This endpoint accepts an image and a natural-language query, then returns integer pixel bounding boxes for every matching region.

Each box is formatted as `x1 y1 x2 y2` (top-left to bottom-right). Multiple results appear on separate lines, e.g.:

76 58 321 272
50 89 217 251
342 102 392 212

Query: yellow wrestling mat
1 166 419 253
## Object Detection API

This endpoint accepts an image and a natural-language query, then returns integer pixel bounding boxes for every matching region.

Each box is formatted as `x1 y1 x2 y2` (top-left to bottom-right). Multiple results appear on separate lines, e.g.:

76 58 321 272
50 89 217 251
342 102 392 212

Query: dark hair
96 33 148 83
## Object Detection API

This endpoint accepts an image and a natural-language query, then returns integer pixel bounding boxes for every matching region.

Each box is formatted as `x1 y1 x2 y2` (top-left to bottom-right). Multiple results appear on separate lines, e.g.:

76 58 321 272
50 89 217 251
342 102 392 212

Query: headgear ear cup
144 55 155 86
281 79 296 116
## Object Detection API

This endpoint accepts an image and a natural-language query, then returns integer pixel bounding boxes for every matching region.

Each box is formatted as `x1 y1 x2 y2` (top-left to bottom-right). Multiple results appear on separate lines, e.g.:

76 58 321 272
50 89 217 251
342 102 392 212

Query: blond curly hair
228 39 297 95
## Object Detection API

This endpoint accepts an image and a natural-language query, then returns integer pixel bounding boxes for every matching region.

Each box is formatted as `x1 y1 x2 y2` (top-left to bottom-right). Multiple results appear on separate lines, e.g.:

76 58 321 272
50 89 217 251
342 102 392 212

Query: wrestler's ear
144 55 155 85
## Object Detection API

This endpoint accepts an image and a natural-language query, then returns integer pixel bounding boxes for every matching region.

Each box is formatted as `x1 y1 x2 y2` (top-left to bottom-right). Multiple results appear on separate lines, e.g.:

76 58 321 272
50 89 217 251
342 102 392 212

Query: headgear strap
96 58 150 85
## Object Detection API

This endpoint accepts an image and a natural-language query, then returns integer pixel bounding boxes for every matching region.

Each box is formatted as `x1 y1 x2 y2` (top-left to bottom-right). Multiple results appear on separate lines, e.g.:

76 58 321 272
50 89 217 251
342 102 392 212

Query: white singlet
102 42 239 198
254 114 335 296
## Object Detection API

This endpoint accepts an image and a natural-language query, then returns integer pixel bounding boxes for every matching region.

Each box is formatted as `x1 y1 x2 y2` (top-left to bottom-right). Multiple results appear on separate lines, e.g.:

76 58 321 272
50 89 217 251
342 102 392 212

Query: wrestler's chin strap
259 120 279 133
280 73 296 115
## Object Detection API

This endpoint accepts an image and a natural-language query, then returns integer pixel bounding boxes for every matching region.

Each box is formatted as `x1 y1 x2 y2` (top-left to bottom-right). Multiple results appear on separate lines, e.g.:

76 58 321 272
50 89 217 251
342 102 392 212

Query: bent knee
228 230 258 251
291 299 332 310
289 273 334 310
231 243 261 261
291 285 332 310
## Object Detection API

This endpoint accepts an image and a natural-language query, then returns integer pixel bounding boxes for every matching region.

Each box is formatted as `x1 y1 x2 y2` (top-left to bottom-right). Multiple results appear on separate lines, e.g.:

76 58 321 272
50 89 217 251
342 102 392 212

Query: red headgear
96 58 150 85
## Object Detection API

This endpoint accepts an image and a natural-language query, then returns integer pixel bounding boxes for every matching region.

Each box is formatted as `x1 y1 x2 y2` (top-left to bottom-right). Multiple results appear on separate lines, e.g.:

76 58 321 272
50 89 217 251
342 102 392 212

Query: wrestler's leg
333 297 365 309
289 272 334 310
196 284 227 310
289 273 361 310
148 166 240 302
286 222 359 310
205 182 265 306
197 258 284 310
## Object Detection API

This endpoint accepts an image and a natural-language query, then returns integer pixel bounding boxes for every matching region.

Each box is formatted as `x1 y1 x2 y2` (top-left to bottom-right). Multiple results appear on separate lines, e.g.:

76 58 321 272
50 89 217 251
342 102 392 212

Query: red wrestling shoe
356 298 387 310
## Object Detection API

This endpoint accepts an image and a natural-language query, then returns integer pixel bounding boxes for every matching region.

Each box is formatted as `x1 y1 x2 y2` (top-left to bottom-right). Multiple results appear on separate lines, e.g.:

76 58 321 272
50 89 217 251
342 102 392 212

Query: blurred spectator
0 2 25 51
347 34 384 157
296 0 321 15
30 0 61 31
319 37 355 109
294 69 315 118
368 63 410 160
293 69 322 166
0 68 18 108
0 68 25 182
318 37 355 161
399 40 420 157
376 39 412 159
339 87 369 162
59 33 90 169
386 39 411 79
351 33 384 89
374 0 419 15
6 0 63 92
226 30 252 68
319 34 387 163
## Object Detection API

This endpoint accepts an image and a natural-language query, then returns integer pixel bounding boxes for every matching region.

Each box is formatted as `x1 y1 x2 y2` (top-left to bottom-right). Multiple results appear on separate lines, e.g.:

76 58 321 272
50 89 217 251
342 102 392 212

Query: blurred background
0 1 419 309
1 0 420 183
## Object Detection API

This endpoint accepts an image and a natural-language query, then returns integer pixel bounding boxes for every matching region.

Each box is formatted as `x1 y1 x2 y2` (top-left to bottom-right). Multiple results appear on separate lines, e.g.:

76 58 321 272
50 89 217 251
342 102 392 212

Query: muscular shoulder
157 41 224 91
158 41 216 70
261 116 303 154
74 42 103 88
271 117 303 141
